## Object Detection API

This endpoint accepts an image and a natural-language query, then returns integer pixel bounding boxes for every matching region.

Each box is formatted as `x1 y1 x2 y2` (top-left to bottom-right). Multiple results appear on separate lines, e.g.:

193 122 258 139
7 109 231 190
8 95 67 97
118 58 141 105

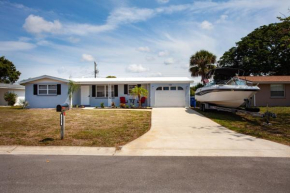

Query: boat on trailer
195 68 260 108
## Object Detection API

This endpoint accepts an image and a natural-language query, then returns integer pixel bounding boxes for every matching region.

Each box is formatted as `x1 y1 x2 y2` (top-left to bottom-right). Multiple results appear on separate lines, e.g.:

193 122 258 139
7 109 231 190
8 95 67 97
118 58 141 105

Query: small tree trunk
138 94 141 108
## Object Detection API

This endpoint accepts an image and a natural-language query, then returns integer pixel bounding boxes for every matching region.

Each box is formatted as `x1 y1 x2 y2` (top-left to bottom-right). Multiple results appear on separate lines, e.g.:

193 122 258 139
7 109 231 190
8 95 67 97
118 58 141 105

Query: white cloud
18 37 31 42
157 0 169 4
216 15 228 23
137 46 151 52
200 20 213 30
36 40 51 46
23 15 62 35
158 50 169 57
81 54 94 62
68 37 80 43
145 56 155 61
164 58 175 65
126 64 149 73
0 41 36 51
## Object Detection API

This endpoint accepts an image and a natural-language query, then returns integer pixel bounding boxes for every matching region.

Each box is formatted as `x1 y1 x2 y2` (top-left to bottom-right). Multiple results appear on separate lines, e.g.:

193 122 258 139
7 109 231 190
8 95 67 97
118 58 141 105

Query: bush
111 102 115 108
100 102 104 108
19 99 29 109
4 92 17 106
95 106 98 108
120 103 126 108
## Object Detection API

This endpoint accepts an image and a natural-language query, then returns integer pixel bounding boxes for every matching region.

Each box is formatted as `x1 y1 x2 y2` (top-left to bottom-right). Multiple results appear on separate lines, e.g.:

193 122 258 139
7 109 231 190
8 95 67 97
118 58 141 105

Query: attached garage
154 86 187 107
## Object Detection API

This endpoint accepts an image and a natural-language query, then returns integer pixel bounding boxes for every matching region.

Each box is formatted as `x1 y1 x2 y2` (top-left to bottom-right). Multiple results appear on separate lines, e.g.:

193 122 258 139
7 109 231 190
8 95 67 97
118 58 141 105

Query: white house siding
25 82 69 108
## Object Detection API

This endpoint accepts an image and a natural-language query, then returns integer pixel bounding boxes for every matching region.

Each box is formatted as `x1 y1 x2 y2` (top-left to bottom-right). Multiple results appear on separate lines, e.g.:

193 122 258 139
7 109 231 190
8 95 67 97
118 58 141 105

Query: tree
190 83 204 96
67 80 80 108
130 86 148 108
4 92 17 106
106 76 116 78
0 56 21 83
218 16 290 75
189 50 216 85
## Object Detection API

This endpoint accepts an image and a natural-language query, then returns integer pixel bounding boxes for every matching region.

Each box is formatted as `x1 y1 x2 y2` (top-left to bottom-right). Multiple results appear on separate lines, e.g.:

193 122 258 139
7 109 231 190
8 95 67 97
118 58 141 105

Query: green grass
194 107 290 146
0 107 151 147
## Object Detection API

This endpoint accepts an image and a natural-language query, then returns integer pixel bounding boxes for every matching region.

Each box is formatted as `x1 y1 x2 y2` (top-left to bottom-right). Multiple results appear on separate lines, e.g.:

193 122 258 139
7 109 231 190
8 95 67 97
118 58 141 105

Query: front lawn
0 107 151 147
194 107 290 146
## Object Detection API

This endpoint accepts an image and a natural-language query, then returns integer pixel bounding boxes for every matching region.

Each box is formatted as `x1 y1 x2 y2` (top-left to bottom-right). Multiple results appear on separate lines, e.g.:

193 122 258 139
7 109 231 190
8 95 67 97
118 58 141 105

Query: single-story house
239 76 290 107
0 83 25 106
19 75 193 108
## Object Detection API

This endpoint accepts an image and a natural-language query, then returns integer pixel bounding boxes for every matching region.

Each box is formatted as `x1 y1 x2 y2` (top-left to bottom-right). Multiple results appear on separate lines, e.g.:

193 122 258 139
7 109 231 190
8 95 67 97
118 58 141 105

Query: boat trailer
199 102 277 124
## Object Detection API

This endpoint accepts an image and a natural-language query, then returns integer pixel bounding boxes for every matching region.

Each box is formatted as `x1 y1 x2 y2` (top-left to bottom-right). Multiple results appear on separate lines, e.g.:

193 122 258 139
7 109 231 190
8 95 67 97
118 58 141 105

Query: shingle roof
238 76 290 83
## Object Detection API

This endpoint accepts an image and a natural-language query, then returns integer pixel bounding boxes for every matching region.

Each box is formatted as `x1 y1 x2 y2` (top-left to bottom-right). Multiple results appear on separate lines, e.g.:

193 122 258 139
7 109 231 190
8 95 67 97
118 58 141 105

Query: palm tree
130 86 148 108
189 50 216 85
68 80 80 108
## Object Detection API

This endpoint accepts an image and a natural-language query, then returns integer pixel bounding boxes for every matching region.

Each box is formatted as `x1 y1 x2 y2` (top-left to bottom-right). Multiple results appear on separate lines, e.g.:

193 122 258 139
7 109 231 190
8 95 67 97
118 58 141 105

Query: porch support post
108 84 112 107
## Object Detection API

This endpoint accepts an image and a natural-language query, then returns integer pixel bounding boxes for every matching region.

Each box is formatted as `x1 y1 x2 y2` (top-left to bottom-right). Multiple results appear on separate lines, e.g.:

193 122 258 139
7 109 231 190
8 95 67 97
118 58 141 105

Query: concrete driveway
117 108 290 157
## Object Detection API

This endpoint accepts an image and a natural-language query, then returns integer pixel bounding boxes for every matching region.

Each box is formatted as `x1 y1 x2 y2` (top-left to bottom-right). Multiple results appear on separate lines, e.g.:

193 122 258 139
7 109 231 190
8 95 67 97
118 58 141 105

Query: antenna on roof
94 61 99 78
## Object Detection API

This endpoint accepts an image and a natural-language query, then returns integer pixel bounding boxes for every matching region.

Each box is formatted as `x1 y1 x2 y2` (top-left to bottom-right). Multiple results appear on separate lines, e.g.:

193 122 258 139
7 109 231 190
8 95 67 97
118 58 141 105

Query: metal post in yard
60 112 65 139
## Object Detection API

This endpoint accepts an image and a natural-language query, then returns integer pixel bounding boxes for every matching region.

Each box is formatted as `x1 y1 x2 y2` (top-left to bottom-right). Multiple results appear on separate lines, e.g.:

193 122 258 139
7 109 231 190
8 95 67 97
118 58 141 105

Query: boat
195 68 260 108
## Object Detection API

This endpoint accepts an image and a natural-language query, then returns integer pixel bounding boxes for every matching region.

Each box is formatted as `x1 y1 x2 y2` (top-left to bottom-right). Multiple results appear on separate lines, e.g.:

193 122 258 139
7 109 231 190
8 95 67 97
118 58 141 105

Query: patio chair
137 97 146 106
120 97 128 104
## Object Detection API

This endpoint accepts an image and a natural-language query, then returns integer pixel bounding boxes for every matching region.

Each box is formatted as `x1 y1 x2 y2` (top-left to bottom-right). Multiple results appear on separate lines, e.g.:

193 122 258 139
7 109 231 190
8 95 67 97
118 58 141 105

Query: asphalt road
0 155 289 193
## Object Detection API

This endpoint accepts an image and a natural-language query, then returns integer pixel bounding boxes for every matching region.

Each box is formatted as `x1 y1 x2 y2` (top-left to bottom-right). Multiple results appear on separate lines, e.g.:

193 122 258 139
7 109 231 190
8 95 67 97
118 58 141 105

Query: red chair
138 97 146 106
120 97 128 104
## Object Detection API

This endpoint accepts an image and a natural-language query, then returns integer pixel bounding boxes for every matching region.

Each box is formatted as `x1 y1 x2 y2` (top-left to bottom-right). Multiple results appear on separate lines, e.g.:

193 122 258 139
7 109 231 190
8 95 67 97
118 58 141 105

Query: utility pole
94 61 99 78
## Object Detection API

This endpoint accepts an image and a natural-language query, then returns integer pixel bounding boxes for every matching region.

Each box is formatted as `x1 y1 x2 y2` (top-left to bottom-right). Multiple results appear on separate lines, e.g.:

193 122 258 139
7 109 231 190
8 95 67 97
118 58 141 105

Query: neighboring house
239 76 290 107
0 83 25 106
19 75 193 108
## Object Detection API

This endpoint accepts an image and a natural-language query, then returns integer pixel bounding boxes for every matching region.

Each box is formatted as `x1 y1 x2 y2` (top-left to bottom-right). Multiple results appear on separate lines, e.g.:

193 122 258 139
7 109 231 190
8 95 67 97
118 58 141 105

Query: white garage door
155 86 185 107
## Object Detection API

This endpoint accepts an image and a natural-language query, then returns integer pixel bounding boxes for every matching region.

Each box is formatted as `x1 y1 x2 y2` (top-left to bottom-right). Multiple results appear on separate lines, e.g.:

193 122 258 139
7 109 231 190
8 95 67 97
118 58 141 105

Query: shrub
76 105 79 108
130 103 135 108
95 106 98 108
100 102 105 108
19 99 29 109
120 103 126 108
4 92 17 106
111 102 115 108
125 105 129 108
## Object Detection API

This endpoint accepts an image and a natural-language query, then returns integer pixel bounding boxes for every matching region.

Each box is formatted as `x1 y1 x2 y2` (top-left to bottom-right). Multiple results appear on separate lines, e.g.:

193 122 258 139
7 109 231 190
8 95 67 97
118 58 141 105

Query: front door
81 86 90 105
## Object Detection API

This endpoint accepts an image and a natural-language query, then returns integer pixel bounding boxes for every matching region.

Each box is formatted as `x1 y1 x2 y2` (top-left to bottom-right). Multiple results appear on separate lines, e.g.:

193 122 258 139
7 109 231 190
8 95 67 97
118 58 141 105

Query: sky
0 0 289 82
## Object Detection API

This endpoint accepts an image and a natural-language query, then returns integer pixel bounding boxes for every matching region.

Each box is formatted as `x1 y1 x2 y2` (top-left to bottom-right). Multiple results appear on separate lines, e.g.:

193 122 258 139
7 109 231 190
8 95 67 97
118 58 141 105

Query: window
97 86 105 97
170 86 176 90
38 85 57 95
178 86 184 90
128 85 136 94
271 84 285 98
163 87 169 90
96 85 114 98
156 87 162 90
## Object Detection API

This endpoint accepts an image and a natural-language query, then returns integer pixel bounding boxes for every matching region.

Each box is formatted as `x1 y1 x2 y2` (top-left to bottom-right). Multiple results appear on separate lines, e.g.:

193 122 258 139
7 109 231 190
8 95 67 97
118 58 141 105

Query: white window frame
270 84 285 98
38 84 57 95
96 85 114 98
